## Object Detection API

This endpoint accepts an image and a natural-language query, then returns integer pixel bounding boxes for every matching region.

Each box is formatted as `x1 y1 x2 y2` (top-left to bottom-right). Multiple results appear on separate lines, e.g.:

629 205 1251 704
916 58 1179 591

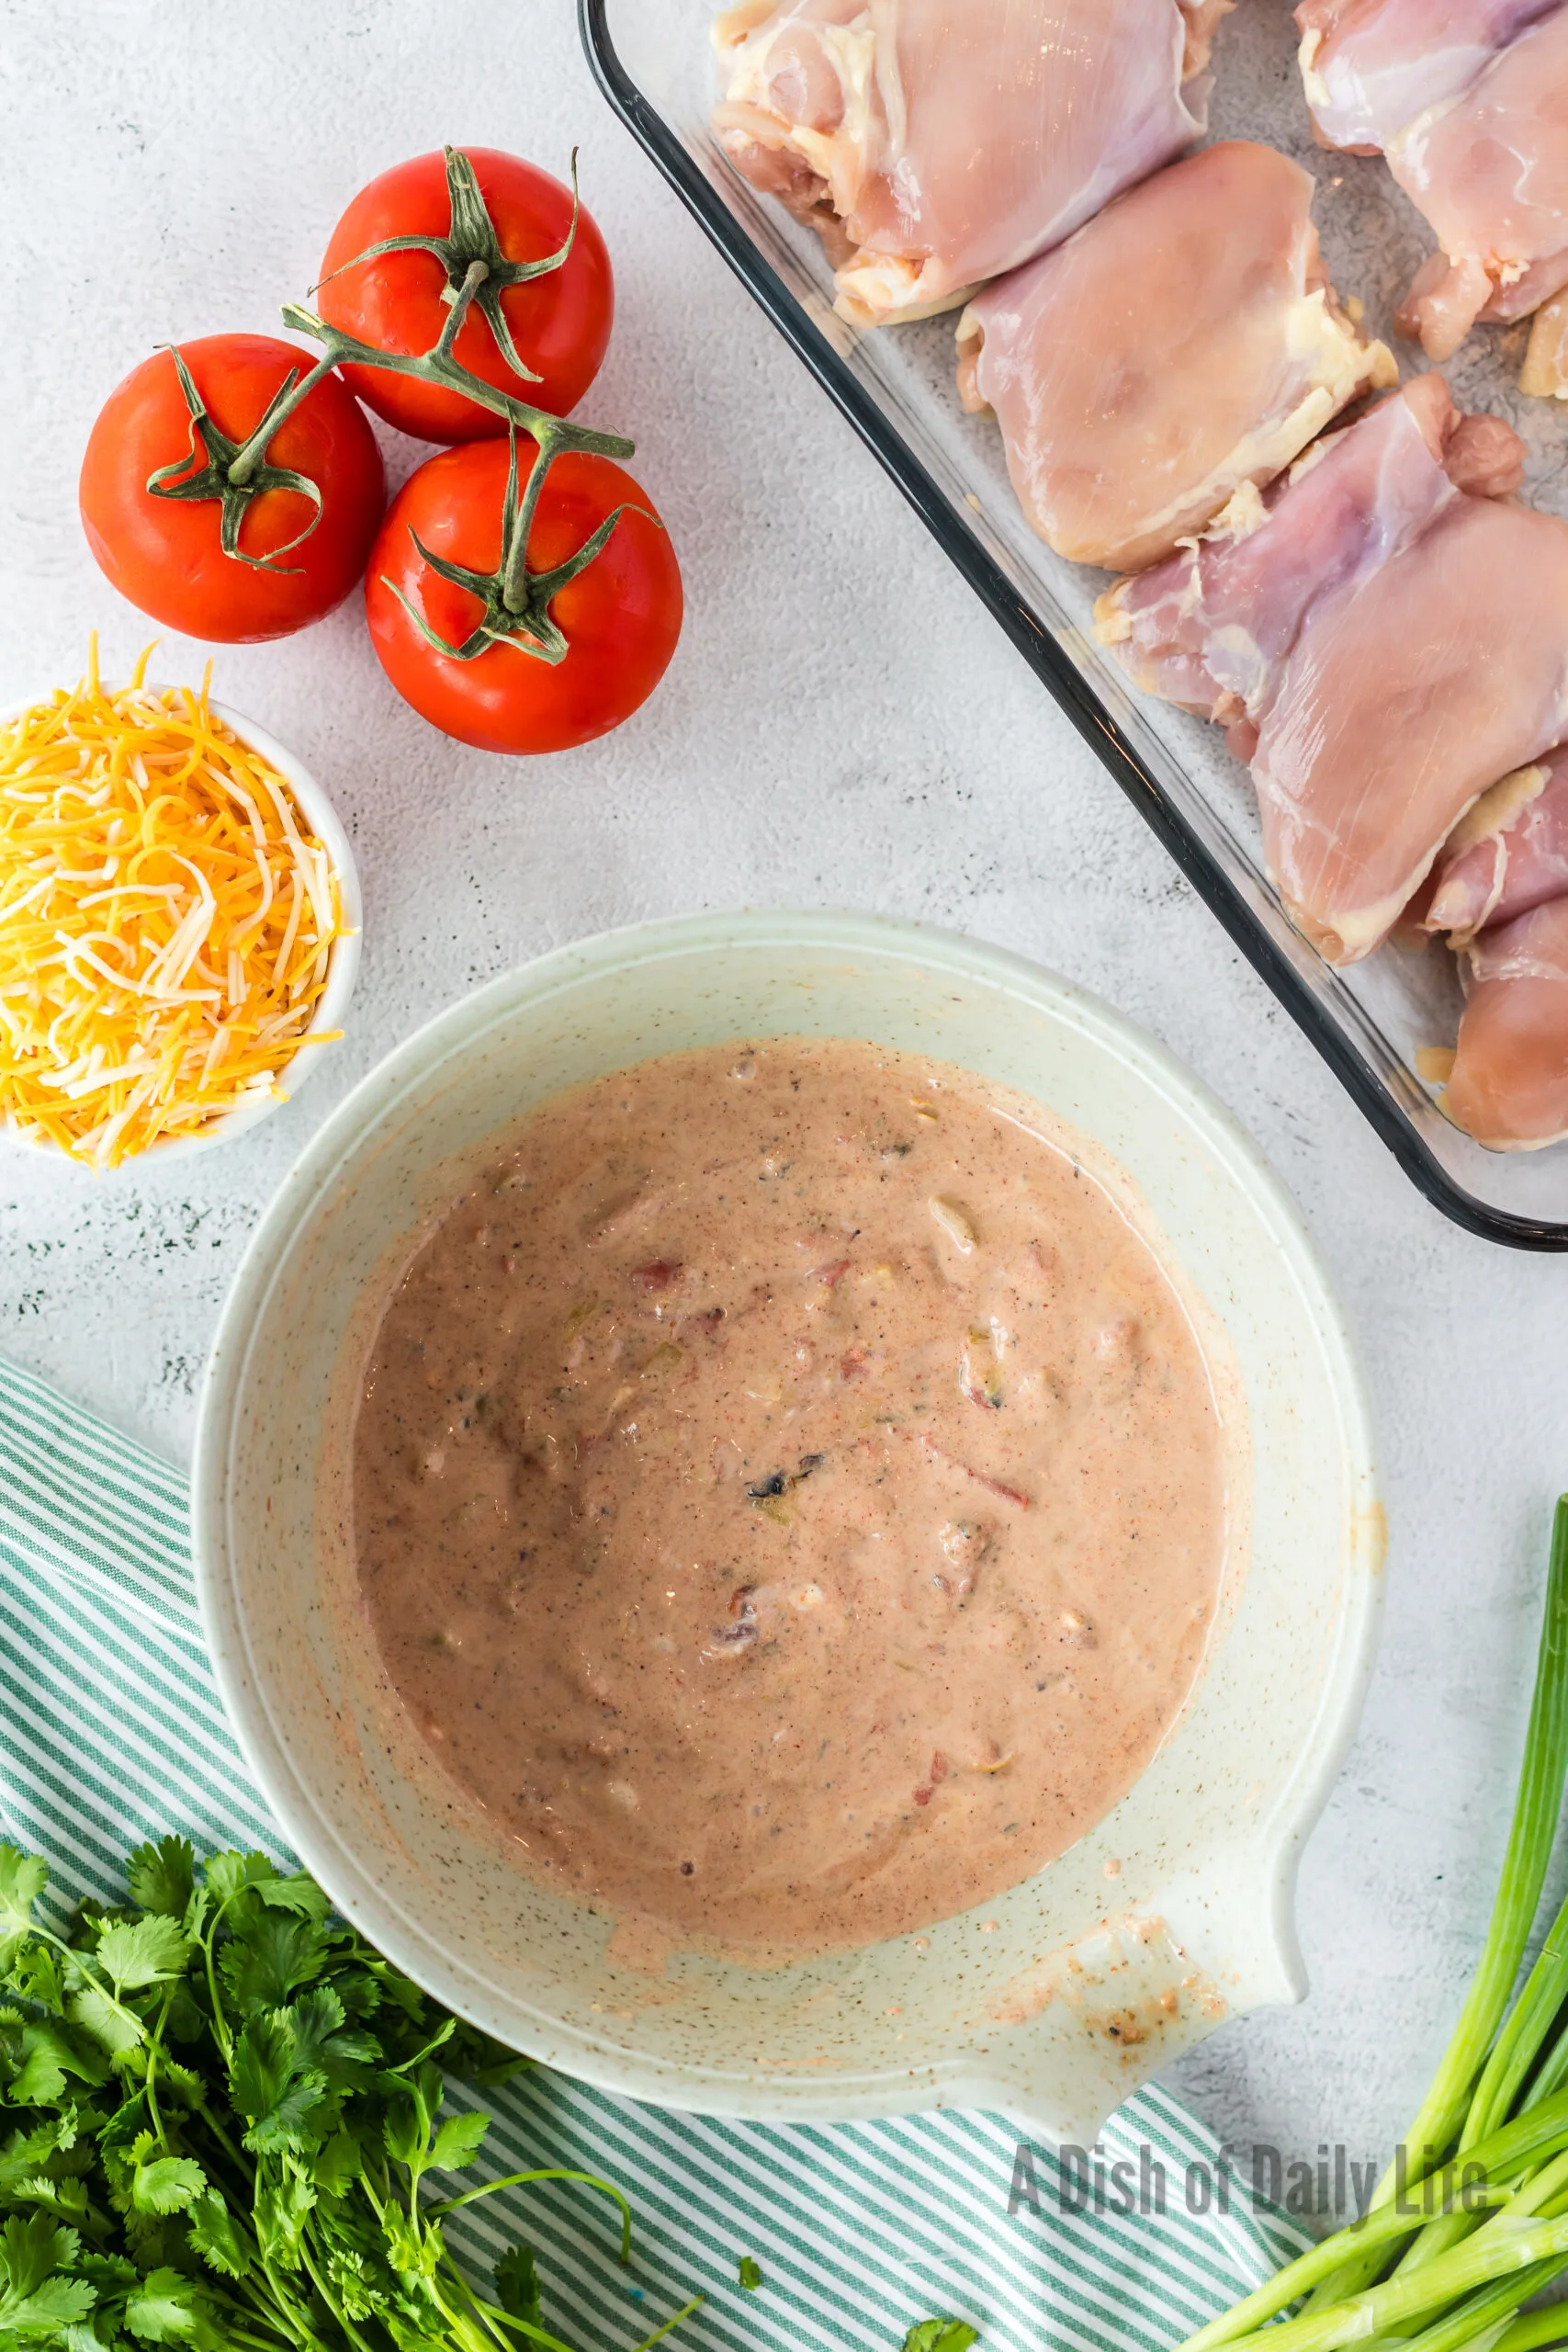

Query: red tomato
318 149 614 444
80 335 385 644
365 436 682 754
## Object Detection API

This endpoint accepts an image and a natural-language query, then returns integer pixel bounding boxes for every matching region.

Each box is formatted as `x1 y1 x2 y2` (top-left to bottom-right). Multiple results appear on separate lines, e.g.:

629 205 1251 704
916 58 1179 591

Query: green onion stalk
1177 1499 1568 2352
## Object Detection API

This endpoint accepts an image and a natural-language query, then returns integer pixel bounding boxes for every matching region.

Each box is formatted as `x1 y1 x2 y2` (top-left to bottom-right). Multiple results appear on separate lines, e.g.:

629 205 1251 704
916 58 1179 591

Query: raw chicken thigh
1294 0 1568 361
711 0 1226 327
1095 377 1568 965
954 141 1394 572
1447 898 1568 1146
1296 0 1555 153
1391 8 1568 359
1426 749 1568 941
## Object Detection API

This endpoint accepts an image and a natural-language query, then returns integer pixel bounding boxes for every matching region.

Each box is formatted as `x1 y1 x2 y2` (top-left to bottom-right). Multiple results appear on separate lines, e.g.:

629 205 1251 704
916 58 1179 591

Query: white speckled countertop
3 0 1566 2207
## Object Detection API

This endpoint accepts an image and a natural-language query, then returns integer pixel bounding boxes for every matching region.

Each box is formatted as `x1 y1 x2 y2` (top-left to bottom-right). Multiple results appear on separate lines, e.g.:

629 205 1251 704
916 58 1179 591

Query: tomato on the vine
79 334 385 643
365 435 682 754
317 148 614 444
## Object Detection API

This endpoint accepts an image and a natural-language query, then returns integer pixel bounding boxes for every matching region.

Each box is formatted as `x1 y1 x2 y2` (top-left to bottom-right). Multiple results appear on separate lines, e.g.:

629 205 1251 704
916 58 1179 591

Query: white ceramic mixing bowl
193 910 1381 2144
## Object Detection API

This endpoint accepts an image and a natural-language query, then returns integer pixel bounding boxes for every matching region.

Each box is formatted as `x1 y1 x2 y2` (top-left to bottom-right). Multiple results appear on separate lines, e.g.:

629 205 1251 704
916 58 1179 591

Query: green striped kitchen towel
0 1353 1310 2352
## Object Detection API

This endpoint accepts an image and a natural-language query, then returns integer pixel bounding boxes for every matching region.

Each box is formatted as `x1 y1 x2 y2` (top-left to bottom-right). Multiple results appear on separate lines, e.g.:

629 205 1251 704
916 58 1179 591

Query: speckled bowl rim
0 688 362 1169
193 907 1381 2128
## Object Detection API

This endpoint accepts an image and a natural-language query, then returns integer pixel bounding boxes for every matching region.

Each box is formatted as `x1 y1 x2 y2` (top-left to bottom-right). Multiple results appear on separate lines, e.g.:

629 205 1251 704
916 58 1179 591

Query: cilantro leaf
184 2194 250 2281
125 1840 195 1922
903 2324 979 2352
217 1913 326 2015
365 1961 423 2020
247 2075 328 2154
95 1917 191 1993
202 1854 276 1907
228 2014 288 2121
312 2128 364 2200
66 1985 143 2061
254 1876 330 1920
282 1987 378 2083
97 2096 150 2164
0 2274 97 2334
738 2256 762 2291
130 2159 206 2216
0 1853 47 1939
0 2217 96 2337
152 2058 204 2109
381 2206 434 2281
446 2022 531 2088
229 2017 326 2154
252 2170 314 2268
9 2021 108 2105
0 2123 72 2194
122 2267 206 2342
381 2090 426 2171
11 2176 89 2224
495 2245 540 2326
428 2110 488 2172
7 1949 63 2014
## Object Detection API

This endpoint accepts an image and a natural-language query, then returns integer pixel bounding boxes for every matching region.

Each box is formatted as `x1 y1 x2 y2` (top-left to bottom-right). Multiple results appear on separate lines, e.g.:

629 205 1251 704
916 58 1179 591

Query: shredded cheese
0 642 345 1168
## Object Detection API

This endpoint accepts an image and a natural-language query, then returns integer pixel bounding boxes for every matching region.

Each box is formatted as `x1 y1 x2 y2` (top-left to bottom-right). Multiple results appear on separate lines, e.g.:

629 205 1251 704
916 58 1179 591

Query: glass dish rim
579 0 1568 1252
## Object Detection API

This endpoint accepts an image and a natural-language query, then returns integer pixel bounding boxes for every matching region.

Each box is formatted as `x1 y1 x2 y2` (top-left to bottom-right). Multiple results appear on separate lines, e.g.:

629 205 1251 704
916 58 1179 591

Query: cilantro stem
416 2248 521 2352
386 2016 457 2075
298 2239 379 2352
629 2293 705 2352
428 2166 633 2261
142 1982 178 2147
257 2248 332 2352
194 2093 251 2173
197 1881 252 2062
18 1914 143 2040
440 2267 580 2352
440 2268 523 2352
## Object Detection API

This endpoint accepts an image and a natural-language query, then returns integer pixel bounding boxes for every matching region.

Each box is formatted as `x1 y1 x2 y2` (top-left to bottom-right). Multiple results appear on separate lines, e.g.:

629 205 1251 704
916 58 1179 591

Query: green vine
146 348 325 572
381 424 657 667
144 144 635 650
314 146 582 387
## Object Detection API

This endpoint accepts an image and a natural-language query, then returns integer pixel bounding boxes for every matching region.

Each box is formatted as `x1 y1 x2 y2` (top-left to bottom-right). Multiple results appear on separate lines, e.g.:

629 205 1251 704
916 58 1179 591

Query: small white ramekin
0 690 362 1169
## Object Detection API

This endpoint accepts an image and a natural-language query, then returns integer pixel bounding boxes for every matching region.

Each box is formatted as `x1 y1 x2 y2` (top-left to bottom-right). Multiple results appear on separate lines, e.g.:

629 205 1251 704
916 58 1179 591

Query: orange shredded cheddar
0 642 345 1169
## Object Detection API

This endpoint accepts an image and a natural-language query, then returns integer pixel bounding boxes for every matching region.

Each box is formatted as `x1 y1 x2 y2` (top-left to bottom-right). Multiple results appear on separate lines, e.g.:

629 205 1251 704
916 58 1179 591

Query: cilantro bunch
0 1840 689 2352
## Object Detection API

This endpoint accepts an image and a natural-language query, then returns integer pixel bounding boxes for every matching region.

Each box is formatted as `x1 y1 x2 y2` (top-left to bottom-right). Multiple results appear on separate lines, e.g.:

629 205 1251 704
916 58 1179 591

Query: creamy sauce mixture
352 1041 1231 1960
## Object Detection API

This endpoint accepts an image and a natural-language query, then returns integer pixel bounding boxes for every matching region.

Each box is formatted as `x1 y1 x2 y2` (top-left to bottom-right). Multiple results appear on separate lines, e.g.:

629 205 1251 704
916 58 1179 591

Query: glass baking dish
581 0 1568 1250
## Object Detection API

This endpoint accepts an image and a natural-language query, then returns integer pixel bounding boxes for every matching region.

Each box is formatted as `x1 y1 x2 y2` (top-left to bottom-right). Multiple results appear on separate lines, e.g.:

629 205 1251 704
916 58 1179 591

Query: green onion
1223 2213 1568 2352
1181 1499 1568 2352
